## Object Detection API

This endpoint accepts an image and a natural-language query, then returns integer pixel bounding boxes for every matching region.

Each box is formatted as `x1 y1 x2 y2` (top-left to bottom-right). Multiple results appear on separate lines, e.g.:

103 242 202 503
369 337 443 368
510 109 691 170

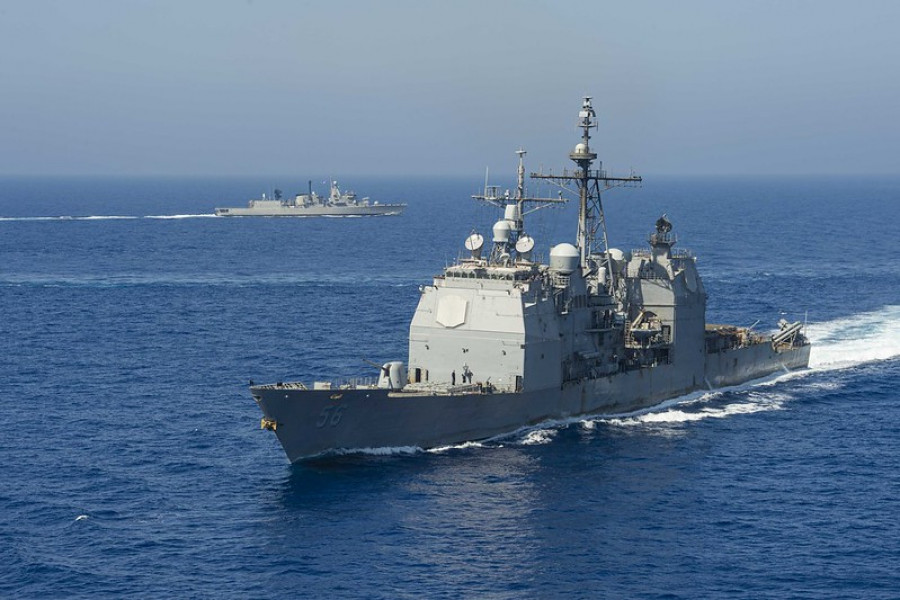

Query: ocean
1 174 898 599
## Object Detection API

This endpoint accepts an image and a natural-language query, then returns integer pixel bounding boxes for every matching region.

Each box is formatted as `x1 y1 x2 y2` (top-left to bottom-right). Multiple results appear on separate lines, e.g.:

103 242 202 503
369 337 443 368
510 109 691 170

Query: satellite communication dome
608 248 625 262
550 243 579 274
607 248 629 276
492 220 512 243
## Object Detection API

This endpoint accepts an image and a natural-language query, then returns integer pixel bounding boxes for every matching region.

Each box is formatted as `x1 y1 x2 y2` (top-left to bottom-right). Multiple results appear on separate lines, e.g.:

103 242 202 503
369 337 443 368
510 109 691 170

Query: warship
251 97 810 463
215 180 405 217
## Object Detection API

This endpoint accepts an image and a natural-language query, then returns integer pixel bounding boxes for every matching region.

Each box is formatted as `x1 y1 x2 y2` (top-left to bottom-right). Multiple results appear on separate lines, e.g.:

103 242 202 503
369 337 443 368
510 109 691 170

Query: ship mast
572 98 598 267
471 148 566 264
531 96 642 292
515 148 527 207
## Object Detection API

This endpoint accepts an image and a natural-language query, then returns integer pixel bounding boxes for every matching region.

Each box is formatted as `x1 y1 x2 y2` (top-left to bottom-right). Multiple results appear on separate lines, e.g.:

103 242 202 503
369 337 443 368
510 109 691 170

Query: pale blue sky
2 0 899 176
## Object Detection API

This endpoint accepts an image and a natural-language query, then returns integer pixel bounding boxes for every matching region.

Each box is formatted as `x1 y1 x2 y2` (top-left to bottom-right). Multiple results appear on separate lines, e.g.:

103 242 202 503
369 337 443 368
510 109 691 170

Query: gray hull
253 343 810 463
248 99 814 464
215 204 404 217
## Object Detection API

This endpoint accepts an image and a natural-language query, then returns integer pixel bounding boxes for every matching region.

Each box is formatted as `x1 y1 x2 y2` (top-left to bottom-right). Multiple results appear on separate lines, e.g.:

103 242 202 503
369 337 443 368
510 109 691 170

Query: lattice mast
531 97 642 291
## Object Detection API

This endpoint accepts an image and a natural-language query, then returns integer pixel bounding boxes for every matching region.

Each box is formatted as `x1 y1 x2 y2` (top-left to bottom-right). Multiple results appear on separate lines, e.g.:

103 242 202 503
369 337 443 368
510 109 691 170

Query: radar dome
608 248 626 262
550 243 579 274
492 220 512 243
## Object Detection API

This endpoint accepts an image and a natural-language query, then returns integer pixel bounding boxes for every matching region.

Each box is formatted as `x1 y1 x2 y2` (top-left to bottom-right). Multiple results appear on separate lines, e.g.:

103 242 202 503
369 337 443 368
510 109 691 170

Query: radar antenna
471 149 566 264
531 96 642 294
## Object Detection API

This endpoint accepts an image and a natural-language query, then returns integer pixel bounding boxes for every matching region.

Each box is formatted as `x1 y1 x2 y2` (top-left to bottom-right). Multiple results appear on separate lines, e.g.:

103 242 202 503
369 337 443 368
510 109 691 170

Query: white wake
805 305 900 370
0 214 217 221
599 306 900 430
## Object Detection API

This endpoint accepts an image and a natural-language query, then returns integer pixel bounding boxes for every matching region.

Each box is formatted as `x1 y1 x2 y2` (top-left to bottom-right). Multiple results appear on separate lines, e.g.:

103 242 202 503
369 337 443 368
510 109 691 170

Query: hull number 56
316 405 346 428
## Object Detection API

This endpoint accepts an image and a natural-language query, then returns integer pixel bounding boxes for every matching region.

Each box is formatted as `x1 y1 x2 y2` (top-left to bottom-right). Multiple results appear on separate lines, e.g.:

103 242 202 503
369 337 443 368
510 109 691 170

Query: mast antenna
531 96 642 295
471 149 567 264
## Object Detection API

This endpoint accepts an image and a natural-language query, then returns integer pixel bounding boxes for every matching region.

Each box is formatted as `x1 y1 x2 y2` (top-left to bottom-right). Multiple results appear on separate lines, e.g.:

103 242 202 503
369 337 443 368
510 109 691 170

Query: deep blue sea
1 174 898 599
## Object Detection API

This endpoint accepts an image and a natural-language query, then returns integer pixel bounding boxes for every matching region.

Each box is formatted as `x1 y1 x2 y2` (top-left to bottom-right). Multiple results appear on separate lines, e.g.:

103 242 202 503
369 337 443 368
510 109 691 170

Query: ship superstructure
215 180 405 217
250 97 810 462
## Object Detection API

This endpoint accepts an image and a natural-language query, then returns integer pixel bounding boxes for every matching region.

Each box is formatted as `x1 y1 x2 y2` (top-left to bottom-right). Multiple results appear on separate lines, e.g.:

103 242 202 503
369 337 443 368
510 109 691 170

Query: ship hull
253 343 810 463
215 204 404 217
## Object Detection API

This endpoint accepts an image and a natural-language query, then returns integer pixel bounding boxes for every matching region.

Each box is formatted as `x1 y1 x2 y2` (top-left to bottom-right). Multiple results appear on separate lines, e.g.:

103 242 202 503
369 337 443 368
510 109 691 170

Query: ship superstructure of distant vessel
250 97 810 462
215 180 405 217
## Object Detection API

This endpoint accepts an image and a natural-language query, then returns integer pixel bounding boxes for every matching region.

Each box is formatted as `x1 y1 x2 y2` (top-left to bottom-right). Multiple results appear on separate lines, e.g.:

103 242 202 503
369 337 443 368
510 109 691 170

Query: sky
1 0 899 176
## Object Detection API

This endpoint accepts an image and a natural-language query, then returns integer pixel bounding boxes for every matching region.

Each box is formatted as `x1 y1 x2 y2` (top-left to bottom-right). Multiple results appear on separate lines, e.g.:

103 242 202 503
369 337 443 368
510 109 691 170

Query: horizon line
1 172 899 179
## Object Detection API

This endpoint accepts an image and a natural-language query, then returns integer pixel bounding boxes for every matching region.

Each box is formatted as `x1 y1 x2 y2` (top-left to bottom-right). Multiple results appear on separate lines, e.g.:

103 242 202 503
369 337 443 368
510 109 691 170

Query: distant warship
251 97 810 462
215 180 405 217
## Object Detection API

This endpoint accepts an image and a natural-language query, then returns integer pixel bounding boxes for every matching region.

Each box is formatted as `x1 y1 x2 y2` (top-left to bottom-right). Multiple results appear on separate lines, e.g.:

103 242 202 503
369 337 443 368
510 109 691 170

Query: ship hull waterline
253 344 810 463
215 205 404 217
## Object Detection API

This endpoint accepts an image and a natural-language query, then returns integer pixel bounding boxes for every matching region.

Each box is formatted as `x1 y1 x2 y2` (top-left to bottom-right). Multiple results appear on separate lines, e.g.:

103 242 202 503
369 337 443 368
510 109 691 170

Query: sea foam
806 305 900 369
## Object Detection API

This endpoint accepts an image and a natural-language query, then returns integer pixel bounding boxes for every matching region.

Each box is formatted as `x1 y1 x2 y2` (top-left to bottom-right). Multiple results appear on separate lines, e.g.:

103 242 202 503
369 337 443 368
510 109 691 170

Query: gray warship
251 97 810 462
215 180 405 217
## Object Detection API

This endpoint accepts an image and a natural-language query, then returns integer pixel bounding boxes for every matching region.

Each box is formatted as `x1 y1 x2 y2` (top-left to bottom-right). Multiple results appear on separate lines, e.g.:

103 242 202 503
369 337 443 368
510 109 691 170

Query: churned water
1 175 898 599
